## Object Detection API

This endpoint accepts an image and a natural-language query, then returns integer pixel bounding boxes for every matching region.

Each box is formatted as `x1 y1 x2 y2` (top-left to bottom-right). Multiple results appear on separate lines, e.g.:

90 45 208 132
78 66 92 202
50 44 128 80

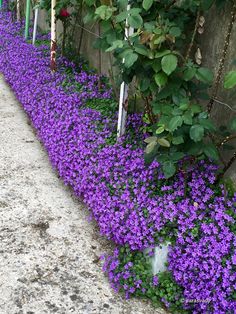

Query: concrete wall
201 3 236 181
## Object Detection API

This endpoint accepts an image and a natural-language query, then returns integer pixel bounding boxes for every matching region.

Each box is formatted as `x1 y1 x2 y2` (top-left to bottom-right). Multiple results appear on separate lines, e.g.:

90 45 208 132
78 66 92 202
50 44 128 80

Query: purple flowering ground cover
0 9 236 314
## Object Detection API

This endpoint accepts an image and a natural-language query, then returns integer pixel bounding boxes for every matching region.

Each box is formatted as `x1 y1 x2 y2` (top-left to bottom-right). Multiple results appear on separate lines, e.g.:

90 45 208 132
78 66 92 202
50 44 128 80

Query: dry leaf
195 48 202 65
199 16 205 27
198 27 204 34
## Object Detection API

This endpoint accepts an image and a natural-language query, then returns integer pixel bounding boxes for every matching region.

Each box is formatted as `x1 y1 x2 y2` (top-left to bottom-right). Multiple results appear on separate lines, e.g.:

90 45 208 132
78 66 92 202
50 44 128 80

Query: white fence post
32 5 39 45
117 4 134 138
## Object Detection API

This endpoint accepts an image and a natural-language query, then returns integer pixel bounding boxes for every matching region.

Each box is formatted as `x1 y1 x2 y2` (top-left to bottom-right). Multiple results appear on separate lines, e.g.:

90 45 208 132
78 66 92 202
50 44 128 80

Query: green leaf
229 117 236 131
117 0 128 10
140 78 150 91
195 67 213 84
152 59 162 72
156 126 165 134
224 71 236 89
183 68 196 81
161 54 178 75
155 50 171 58
84 0 96 6
105 40 123 52
170 152 185 161
169 27 181 37
128 14 143 28
115 10 128 22
124 52 138 68
145 140 158 154
142 0 153 11
163 161 176 178
179 103 189 110
172 136 184 145
190 104 202 114
134 45 149 56
199 118 216 131
168 116 183 131
95 5 116 20
189 124 204 142
154 72 168 87
83 11 95 23
157 138 170 147
144 136 157 144
203 144 219 161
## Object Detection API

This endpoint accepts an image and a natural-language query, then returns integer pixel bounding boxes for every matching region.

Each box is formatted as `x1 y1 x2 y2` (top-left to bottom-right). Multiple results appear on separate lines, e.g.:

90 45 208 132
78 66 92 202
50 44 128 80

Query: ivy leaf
189 124 204 142
157 138 170 147
162 161 176 179
124 52 138 68
142 0 153 11
203 144 219 161
168 116 183 131
128 14 143 28
195 67 213 84
224 71 236 89
161 54 178 75
154 72 168 87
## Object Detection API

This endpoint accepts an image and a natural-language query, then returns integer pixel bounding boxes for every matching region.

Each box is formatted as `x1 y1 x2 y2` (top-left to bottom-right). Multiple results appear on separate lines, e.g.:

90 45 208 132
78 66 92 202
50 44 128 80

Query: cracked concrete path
0 75 166 314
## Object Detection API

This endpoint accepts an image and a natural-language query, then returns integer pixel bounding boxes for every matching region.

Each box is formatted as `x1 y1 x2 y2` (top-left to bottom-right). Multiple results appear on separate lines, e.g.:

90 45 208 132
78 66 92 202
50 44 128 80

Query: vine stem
217 152 236 181
218 134 236 148
143 96 156 125
184 10 200 64
207 2 236 114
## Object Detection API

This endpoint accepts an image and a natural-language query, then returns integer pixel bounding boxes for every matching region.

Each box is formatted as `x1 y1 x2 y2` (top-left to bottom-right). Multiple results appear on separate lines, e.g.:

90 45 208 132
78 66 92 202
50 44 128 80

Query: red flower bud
60 8 70 18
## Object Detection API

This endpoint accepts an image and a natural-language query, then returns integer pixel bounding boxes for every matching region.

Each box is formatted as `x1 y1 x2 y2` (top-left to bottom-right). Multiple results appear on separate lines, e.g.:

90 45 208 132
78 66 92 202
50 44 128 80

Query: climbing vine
81 0 236 178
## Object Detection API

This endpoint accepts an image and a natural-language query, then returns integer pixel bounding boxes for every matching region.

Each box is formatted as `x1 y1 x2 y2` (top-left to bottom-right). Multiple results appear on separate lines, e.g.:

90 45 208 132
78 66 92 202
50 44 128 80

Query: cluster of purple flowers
0 11 235 313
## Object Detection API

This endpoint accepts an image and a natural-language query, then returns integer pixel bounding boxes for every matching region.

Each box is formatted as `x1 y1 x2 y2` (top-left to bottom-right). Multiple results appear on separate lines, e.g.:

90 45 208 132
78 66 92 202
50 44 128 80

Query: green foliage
224 70 236 89
81 0 234 178
112 247 186 313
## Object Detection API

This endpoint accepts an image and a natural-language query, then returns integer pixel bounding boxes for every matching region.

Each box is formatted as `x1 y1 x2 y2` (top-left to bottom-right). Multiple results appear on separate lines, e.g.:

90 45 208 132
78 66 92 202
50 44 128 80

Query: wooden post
24 0 31 39
50 0 57 71
117 4 134 138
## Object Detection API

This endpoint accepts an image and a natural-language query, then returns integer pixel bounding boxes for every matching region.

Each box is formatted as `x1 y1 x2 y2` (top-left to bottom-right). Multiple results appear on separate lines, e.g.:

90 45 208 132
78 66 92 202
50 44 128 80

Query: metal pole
32 6 39 45
24 0 31 39
0 0 3 9
117 4 134 138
